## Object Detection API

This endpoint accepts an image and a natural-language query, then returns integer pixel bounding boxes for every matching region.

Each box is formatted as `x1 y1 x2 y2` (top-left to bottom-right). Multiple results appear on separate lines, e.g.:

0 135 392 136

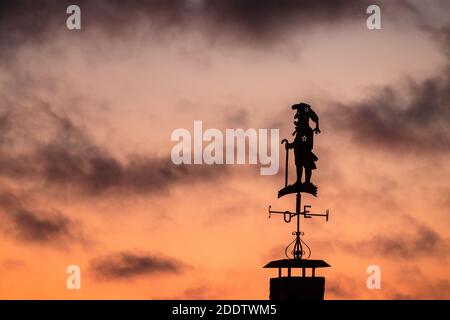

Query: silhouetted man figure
289 103 319 187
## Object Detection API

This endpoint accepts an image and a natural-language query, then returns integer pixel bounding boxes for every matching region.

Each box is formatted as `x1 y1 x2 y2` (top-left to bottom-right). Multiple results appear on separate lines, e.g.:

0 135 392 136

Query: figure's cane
281 139 289 187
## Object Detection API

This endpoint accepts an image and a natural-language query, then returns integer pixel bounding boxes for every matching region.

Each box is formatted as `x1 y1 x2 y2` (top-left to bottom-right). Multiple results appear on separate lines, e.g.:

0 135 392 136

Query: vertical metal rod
296 193 300 237
294 192 303 260
284 143 289 187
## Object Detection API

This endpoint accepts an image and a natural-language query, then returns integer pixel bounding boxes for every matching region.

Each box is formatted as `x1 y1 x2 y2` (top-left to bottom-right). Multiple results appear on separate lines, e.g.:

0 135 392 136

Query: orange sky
0 1 449 299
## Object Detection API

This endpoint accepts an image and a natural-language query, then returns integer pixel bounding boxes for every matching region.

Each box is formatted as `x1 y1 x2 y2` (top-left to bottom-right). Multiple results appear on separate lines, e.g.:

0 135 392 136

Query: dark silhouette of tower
265 103 331 300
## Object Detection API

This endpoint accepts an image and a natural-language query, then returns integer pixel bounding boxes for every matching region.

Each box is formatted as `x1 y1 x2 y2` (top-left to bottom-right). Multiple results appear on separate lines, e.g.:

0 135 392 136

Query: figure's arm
313 120 320 134
309 109 321 134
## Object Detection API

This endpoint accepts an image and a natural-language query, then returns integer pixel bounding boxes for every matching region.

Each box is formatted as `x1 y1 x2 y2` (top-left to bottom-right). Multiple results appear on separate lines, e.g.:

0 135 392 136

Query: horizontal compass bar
268 206 329 221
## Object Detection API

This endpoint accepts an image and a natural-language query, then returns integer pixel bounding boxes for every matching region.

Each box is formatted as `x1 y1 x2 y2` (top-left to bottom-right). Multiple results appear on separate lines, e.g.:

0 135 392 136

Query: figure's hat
292 102 311 111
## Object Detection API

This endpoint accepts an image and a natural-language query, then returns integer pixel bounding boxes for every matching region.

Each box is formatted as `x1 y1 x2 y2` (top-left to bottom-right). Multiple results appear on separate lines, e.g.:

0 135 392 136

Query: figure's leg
305 168 312 184
296 164 303 184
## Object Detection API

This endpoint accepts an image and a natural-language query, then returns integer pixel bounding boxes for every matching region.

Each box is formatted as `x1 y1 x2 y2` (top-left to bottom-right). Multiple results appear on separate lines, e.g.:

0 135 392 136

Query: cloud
0 103 224 197
391 265 450 299
327 24 450 155
0 189 86 245
425 24 450 55
328 68 450 154
179 283 230 299
0 259 26 270
90 250 185 280
392 282 450 300
201 0 372 43
0 0 415 54
326 273 360 299
9 208 72 243
164 283 228 299
343 222 450 260
180 285 218 299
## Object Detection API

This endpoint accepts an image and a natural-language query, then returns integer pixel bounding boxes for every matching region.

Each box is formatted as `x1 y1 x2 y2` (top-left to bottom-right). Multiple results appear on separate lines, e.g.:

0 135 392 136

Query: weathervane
279 102 320 198
264 103 331 300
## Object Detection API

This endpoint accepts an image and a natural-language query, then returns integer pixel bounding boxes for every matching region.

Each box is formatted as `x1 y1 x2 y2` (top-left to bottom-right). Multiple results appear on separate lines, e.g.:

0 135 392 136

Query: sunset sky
0 0 449 299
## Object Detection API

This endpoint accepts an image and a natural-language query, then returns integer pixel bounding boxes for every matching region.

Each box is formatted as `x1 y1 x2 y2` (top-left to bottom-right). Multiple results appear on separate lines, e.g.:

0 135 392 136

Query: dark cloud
0 0 412 54
0 189 85 245
0 30 224 247
327 24 450 155
0 1 60 58
328 66 450 154
0 103 223 196
91 250 184 279
425 24 450 55
202 0 372 43
34 145 221 196
9 208 73 243
344 223 450 259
